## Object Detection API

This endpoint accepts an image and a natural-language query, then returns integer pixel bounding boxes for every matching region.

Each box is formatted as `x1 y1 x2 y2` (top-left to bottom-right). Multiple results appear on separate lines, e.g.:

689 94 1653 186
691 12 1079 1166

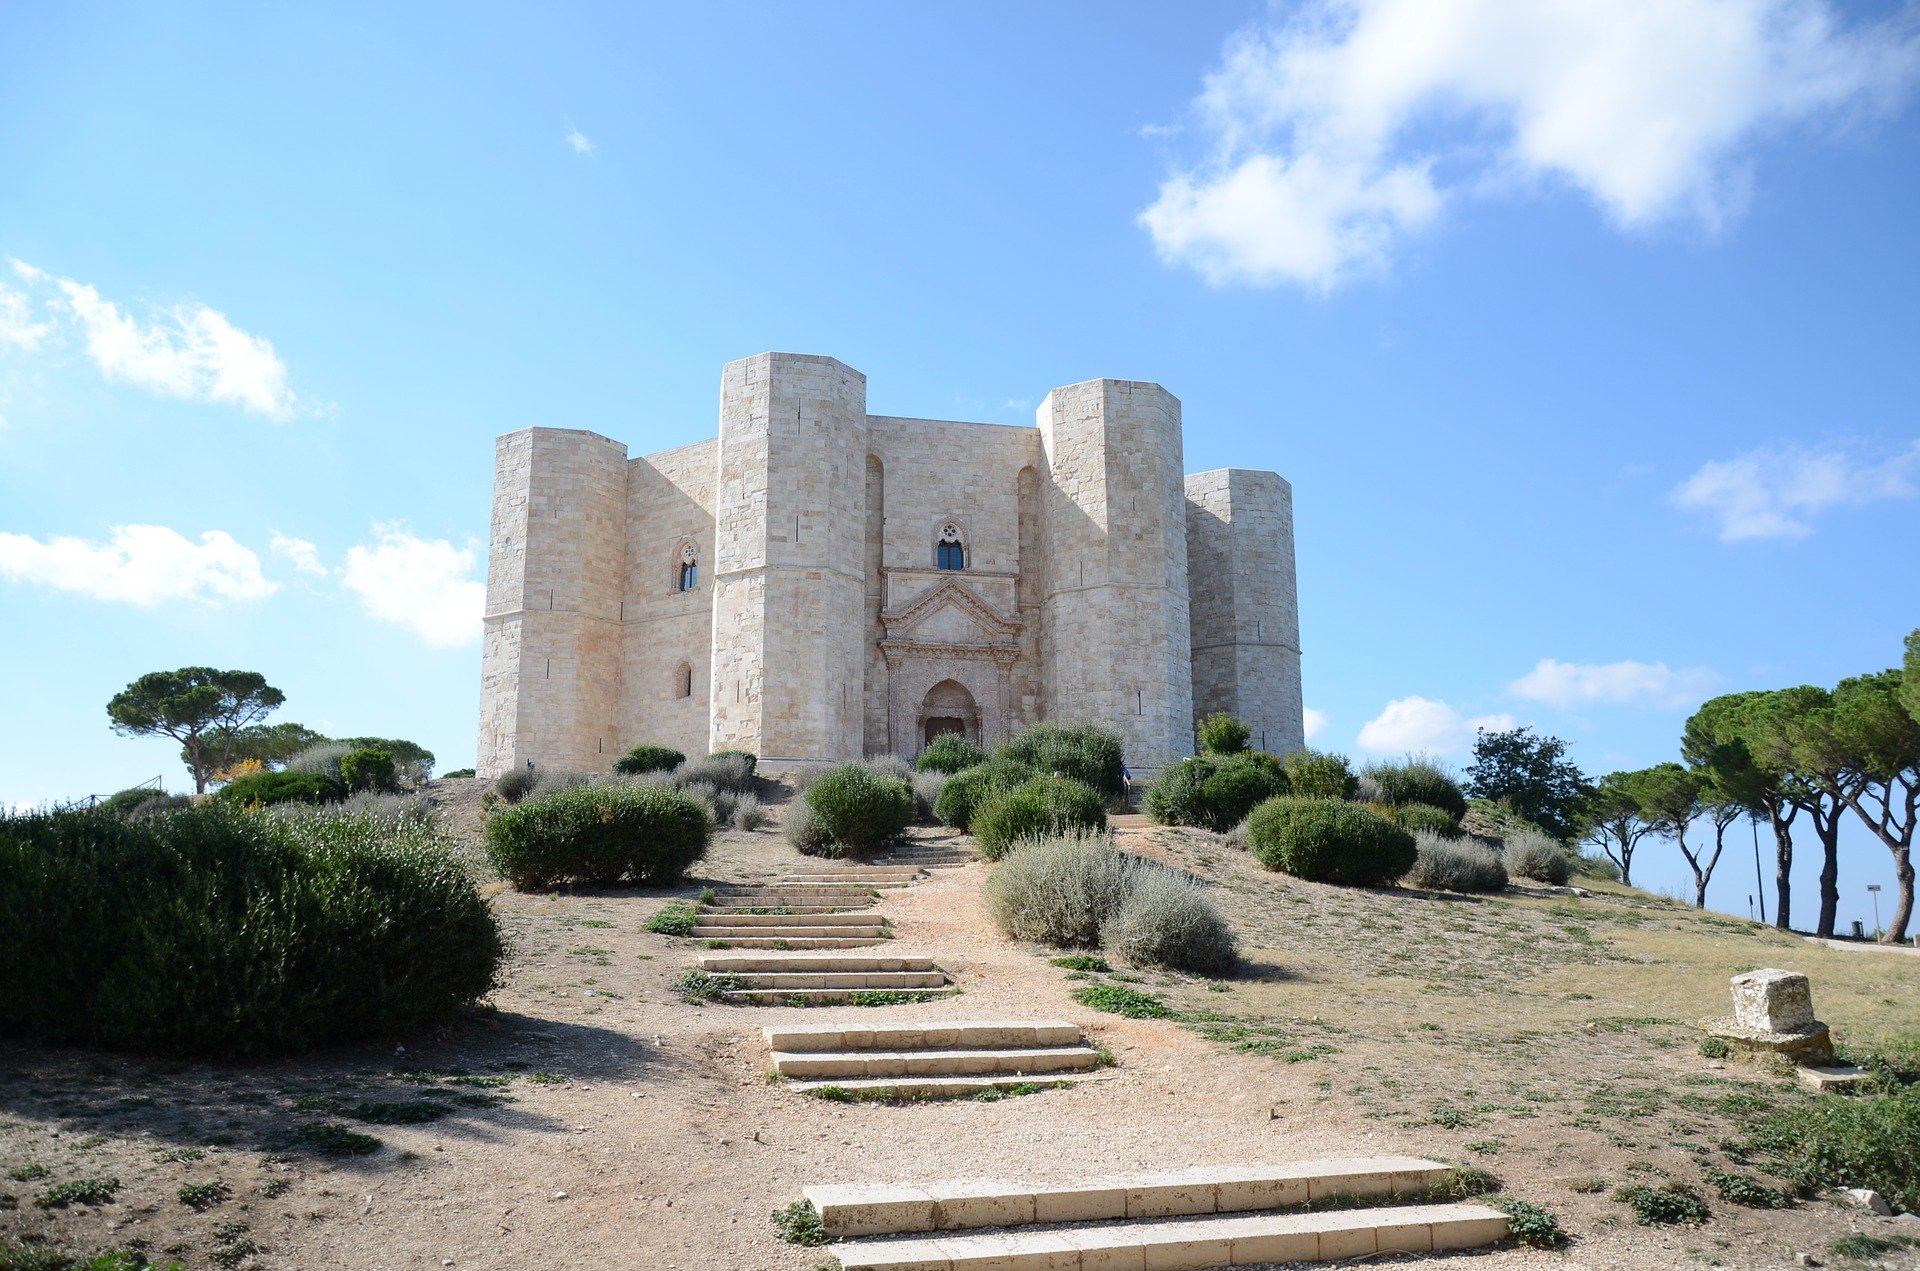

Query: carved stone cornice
879 638 1020 668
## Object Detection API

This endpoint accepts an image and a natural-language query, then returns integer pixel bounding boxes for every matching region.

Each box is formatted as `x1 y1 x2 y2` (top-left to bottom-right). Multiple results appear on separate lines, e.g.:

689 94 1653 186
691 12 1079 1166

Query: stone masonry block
1731 969 1817 1032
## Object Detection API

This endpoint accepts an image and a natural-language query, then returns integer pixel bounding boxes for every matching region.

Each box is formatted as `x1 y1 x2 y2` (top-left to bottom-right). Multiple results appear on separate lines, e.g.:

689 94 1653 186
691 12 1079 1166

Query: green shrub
612 744 685 776
783 800 836 857
982 829 1136 947
1196 712 1251 755
336 736 435 784
1245 797 1416 886
442 768 477 780
864 755 915 782
1746 1084 1920 1212
1505 828 1573 885
1281 749 1358 801
910 772 946 823
971 777 1108 860
1393 801 1462 837
177 1180 230 1211
916 734 988 774
213 770 341 809
772 1198 829 1246
1704 1169 1792 1209
34 1178 119 1209
933 760 1033 831
1490 1197 1567 1248
338 748 396 794
803 764 913 856
1075 983 1174 1019
645 902 699 936
1146 753 1288 833
286 742 352 781
1405 831 1507 893
732 795 767 831
1100 867 1236 974
484 784 710 889
997 723 1126 800
494 768 539 803
671 753 757 793
1611 1182 1709 1225
709 750 757 775
100 787 169 817
0 807 504 1059
1363 757 1468 820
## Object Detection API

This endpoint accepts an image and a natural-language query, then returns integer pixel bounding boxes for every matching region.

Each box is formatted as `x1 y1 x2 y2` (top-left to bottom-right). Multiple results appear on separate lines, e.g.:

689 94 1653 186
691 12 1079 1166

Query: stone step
721 972 949 990
775 879 915 889
787 1075 1075 1099
702 905 864 915
830 1203 1510 1270
788 865 927 877
765 1020 1082 1054
702 955 941 973
693 911 881 927
697 925 891 940
698 936 891 949
771 1045 1099 1081
722 988 961 1006
806 1158 1456 1237
718 884 879 895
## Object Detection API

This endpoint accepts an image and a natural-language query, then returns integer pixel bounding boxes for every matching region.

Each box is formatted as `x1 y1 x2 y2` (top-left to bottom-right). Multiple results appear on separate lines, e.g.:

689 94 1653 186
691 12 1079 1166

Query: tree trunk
1889 848 1914 945
1767 798 1794 931
1812 804 1841 939
188 736 207 795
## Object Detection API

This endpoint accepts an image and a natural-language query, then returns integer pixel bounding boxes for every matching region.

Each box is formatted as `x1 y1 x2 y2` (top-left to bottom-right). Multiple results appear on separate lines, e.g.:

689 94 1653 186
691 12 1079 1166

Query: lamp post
1867 884 1883 941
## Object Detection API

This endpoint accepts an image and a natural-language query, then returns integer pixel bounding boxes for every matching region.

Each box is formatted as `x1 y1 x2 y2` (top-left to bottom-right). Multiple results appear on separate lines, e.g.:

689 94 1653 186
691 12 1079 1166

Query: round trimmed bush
1393 801 1462 838
1100 867 1237 974
1405 830 1508 892
495 767 539 803
998 723 1126 800
803 764 913 856
339 747 397 794
933 759 1033 831
783 799 836 857
612 744 685 776
709 749 757 775
0 806 504 1058
970 776 1108 860
1364 758 1468 821
981 829 1134 948
214 770 341 809
1197 712 1251 755
1281 749 1359 801
484 783 710 889
1245 797 1416 886
1506 828 1573 884
101 786 170 817
1149 754 1288 833
916 733 988 774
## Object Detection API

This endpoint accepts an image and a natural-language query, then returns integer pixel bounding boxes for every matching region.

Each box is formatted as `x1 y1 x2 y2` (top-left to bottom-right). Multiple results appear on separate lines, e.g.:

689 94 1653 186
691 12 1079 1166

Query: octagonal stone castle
477 353 1303 779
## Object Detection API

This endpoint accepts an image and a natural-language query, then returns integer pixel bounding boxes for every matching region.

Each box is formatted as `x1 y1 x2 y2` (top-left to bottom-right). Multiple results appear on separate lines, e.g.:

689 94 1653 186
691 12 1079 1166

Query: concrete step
829 1203 1510 1270
789 865 927 878
697 926 891 940
765 1021 1082 1054
771 1045 1099 1081
788 1075 1076 1099
806 1158 1457 1237
693 911 881 927
719 972 949 990
722 988 960 1006
775 879 914 889
701 955 941 973
699 936 890 949
701 905 865 916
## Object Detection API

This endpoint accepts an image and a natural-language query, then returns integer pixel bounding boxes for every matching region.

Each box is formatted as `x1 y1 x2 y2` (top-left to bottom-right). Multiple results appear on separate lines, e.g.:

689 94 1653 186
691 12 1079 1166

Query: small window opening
936 522 965 571
675 662 694 699
676 541 699 592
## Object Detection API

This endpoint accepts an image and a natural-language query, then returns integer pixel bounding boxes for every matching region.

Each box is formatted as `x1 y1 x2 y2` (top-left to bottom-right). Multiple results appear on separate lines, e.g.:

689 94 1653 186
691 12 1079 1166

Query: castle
477 353 1303 779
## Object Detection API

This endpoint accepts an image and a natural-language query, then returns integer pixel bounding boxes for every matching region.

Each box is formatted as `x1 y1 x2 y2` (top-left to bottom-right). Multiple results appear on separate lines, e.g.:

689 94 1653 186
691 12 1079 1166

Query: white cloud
1671 439 1920 540
270 533 329 577
1509 658 1720 709
1141 0 1920 289
340 524 484 648
0 525 278 606
1303 707 1329 740
566 129 594 154
0 281 50 350
1357 695 1515 754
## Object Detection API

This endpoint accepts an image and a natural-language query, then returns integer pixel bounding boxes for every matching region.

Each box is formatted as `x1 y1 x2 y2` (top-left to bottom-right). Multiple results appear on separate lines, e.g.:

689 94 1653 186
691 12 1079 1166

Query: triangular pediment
881 578 1021 646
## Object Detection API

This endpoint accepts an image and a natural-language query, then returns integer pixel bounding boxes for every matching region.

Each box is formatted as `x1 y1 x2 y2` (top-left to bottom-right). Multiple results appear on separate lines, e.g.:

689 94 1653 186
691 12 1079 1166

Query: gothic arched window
935 522 966 571
676 541 699 592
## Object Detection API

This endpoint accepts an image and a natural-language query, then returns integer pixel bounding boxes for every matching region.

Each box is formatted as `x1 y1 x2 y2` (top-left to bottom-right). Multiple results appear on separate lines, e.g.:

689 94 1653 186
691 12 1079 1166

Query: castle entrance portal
918 679 979 751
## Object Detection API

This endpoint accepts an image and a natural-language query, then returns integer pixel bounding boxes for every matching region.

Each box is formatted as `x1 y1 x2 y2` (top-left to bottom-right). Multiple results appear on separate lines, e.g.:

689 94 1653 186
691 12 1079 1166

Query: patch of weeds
698 887 719 905
35 1177 120 1208
645 902 699 936
177 1181 230 1211
569 946 613 965
1827 1234 1920 1263
1704 1169 1792 1209
451 1092 507 1109
447 1074 511 1088
290 1122 381 1157
1465 1139 1505 1154
702 939 732 950
209 1222 255 1269
1073 984 1173 1019
773 1199 829 1246
5 1165 48 1182
973 1082 1068 1102
674 970 743 1003
289 1094 342 1114
525 1072 564 1085
578 918 614 928
1492 1197 1567 1249
1699 1036 1732 1059
1049 954 1109 972
69 1136 107 1151
1429 1105 1475 1129
152 1147 204 1164
260 1178 291 1199
1283 1044 1336 1063
847 990 944 1006
1430 1164 1499 1198
1566 1176 1610 1193
1585 1086 1665 1119
1613 1182 1710 1225
349 1101 450 1125
1745 1085 1920 1212
1092 1045 1117 1068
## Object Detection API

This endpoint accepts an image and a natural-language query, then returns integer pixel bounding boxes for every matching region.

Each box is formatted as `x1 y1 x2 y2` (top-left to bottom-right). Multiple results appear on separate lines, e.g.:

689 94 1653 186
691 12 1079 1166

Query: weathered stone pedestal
1703 969 1835 1066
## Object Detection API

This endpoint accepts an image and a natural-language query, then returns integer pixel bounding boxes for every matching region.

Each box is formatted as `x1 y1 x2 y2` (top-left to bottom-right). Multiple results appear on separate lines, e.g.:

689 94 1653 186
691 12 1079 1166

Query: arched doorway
919 679 979 750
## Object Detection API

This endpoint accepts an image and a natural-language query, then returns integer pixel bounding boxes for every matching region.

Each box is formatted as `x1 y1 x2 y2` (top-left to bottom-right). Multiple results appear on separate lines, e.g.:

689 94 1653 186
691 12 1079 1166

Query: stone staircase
866 842 979 870
765 1019 1103 1099
691 863 942 949
697 953 954 1005
802 1158 1510 1269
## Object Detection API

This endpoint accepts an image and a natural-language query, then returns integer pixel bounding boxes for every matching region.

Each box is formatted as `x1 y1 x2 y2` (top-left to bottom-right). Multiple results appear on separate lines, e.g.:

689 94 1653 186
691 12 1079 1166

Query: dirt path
3 792 1917 1269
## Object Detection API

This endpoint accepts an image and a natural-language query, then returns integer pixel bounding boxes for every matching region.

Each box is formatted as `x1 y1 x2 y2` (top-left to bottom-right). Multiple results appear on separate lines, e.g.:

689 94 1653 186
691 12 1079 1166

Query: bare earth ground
4 781 1918 1270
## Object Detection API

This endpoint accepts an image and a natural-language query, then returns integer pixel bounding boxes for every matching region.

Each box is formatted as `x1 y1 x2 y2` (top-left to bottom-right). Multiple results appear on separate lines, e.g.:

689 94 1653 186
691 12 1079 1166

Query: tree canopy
1464 725 1591 841
107 668 285 794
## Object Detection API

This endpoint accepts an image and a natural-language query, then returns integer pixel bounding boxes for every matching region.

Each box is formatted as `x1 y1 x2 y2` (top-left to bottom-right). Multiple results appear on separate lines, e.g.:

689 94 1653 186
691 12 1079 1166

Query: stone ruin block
1730 969 1817 1033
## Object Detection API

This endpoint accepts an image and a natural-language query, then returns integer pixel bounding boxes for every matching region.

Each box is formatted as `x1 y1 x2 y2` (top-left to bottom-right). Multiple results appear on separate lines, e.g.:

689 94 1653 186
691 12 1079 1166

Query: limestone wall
477 427 629 778
1185 468 1304 755
620 438 719 763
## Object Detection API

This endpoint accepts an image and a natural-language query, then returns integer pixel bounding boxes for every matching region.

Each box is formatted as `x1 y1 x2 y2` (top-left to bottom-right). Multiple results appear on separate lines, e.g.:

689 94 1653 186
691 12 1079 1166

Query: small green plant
1745 1082 1920 1211
1050 954 1110 972
1432 1164 1499 1198
1703 1170 1791 1209
773 1198 830 1246
612 743 685 776
526 1072 564 1085
5 1165 48 1182
1828 1234 1917 1262
1613 1182 1709 1225
290 1122 381 1157
209 1221 256 1269
35 1177 120 1208
1699 1036 1731 1059
674 970 742 1003
698 887 718 905
1566 1175 1610 1193
646 902 699 936
260 1178 291 1198
153 1147 204 1164
349 1100 450 1125
177 1180 230 1210
1492 1197 1567 1248
1074 983 1173 1019
847 989 944 1006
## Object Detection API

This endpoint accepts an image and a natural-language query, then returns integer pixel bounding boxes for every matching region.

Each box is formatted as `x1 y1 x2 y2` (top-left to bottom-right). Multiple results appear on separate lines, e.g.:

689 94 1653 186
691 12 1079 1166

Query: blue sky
2 2 1916 928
